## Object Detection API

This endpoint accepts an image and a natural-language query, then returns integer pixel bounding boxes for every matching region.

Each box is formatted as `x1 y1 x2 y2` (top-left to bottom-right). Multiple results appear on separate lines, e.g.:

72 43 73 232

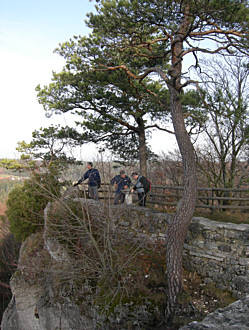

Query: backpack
144 178 151 193
147 179 152 192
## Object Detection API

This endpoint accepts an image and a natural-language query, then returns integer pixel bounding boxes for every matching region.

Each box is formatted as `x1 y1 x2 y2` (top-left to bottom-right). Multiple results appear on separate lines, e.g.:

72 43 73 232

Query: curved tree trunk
164 4 197 320
165 84 197 320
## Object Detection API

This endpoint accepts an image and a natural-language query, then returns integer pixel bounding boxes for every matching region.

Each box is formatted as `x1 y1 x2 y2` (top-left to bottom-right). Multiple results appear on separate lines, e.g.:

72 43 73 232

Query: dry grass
194 209 249 225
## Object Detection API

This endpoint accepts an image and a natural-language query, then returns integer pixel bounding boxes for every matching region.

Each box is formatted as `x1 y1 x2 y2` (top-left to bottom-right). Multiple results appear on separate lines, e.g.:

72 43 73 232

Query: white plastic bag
125 192 133 205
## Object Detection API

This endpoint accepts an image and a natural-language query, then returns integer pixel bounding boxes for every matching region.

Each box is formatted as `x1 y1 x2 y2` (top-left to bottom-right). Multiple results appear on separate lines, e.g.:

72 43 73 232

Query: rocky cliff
1 200 166 329
1 229 100 330
180 295 249 330
2 198 249 329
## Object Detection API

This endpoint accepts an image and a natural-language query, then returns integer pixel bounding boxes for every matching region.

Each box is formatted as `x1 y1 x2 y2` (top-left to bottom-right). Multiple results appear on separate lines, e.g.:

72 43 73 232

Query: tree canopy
37 27 204 174
37 65 171 174
17 125 83 166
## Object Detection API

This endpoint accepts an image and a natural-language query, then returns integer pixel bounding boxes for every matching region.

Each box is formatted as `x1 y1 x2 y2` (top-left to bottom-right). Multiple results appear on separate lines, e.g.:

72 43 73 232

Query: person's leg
89 186 99 200
92 186 99 200
114 192 121 205
120 192 125 204
138 192 145 206
88 185 93 199
88 186 94 199
143 194 147 206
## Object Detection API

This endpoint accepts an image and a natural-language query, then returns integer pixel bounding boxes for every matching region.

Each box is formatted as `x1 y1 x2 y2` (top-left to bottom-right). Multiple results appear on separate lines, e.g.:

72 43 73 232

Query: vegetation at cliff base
0 233 20 324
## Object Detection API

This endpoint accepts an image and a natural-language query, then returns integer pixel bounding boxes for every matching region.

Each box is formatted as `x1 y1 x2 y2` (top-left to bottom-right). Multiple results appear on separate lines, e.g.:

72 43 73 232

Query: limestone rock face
180 295 249 330
1 232 95 330
1 297 19 330
1 201 162 330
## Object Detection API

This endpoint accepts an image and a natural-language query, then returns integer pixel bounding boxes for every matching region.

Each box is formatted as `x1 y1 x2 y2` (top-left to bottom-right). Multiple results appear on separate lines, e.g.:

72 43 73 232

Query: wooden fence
148 185 249 210
80 183 249 211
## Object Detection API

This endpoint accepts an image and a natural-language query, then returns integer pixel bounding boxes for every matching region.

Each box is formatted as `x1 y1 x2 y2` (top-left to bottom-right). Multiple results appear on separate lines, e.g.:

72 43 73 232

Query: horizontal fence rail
149 185 249 210
77 183 249 211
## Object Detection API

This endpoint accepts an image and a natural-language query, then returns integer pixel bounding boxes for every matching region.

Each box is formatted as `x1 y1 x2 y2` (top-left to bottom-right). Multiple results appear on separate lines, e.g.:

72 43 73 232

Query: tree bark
137 118 147 176
164 4 197 320
165 84 197 319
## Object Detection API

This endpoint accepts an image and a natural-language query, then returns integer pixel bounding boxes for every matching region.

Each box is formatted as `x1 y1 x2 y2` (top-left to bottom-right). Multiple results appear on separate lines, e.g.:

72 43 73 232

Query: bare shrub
45 198 166 321
149 151 184 186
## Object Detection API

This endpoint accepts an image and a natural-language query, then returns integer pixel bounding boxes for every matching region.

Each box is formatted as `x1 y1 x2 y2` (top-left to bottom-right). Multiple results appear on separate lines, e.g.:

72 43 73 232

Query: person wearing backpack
74 162 101 200
110 170 131 205
130 172 151 206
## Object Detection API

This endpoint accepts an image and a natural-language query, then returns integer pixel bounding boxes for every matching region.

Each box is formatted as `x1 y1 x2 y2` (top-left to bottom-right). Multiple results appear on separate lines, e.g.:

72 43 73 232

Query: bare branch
96 64 158 81
190 29 243 38
144 124 175 135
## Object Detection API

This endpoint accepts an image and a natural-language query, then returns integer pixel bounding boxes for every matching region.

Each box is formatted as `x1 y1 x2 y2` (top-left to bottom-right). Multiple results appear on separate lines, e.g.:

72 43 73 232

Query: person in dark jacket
74 162 101 200
110 170 131 205
131 172 150 206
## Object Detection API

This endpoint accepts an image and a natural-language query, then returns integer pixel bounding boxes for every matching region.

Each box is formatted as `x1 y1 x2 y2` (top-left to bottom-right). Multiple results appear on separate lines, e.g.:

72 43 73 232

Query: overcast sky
0 0 176 160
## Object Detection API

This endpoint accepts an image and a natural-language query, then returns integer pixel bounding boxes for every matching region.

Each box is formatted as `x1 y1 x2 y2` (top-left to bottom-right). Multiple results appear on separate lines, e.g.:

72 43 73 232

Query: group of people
73 162 150 206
